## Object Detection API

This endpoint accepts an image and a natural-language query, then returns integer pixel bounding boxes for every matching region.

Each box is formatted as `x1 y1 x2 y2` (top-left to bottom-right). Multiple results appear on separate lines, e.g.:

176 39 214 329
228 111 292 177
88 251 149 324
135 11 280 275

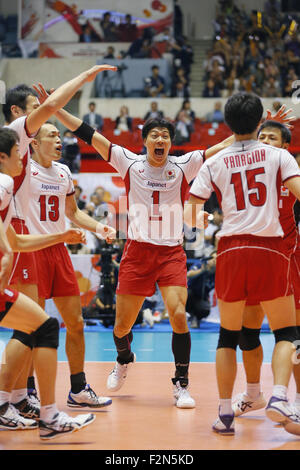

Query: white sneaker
173 381 195 409
39 411 95 440
67 384 112 408
232 392 267 416
107 354 136 392
0 403 38 430
212 410 235 435
143 309 154 328
265 396 298 424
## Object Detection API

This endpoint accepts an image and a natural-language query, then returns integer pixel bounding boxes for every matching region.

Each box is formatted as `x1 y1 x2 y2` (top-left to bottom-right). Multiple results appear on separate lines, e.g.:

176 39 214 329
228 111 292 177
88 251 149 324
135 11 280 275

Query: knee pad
32 317 59 349
11 330 33 349
273 326 299 344
217 327 240 350
239 326 261 351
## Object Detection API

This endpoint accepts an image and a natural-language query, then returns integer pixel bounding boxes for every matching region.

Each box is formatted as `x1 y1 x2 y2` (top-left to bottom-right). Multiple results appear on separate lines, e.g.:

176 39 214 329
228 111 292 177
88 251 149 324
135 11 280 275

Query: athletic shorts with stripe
116 239 187 297
9 218 38 285
34 243 80 299
216 235 292 303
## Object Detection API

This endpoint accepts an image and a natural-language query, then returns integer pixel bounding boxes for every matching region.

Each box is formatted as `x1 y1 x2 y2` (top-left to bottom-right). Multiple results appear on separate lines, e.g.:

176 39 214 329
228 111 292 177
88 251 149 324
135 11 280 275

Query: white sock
219 399 233 415
246 383 260 400
295 393 300 405
11 388 28 404
273 385 287 400
40 403 59 422
0 391 11 406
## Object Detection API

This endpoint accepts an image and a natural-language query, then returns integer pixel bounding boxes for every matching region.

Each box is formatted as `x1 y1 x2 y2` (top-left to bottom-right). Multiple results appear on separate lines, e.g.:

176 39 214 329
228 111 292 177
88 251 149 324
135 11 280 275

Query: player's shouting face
144 126 172 167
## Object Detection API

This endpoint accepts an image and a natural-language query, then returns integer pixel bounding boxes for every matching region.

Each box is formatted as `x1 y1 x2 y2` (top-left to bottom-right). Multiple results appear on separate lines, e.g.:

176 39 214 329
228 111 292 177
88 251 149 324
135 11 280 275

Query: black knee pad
217 327 240 351
239 326 261 351
273 326 299 344
32 317 59 349
11 330 34 349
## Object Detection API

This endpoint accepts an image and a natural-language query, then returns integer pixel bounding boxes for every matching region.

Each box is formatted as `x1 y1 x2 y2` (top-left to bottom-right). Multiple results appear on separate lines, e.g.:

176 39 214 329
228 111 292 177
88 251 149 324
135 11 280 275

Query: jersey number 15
230 168 267 211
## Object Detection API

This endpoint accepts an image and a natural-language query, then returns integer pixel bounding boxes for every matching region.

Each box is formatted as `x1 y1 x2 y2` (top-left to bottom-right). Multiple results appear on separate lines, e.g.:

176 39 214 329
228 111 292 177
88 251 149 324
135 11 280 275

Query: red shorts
290 246 300 310
0 288 19 322
116 240 187 297
34 243 80 299
9 219 38 286
216 235 292 303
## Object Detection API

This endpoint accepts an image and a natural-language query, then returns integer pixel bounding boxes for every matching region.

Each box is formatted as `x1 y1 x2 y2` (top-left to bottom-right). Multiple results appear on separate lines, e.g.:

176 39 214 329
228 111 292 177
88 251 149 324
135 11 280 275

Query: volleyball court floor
0 323 299 452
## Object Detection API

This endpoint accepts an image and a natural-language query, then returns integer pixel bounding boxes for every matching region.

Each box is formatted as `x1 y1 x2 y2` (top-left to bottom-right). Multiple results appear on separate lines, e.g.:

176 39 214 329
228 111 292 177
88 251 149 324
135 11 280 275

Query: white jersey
108 144 204 245
190 140 300 238
5 116 37 221
26 160 75 235
0 173 14 231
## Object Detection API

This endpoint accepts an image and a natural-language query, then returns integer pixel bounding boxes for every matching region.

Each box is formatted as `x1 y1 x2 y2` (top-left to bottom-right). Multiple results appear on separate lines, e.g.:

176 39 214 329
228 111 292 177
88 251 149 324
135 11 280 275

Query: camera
117 63 128 72
82 242 120 327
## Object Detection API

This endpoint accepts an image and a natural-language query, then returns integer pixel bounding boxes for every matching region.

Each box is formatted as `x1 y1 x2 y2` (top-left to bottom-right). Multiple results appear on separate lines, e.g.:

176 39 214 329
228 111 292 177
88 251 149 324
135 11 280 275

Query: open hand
266 104 296 129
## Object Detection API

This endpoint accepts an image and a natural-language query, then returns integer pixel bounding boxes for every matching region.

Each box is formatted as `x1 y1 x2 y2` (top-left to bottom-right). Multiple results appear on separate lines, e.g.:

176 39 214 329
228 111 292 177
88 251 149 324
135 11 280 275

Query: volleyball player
185 92 300 436
0 127 96 439
26 122 115 408
232 121 300 417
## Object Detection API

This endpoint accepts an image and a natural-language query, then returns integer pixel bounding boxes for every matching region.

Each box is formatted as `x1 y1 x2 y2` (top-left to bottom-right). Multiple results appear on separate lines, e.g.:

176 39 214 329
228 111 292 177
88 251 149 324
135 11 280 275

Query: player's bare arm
6 224 86 252
184 195 207 229
65 195 116 243
28 64 117 136
284 176 300 201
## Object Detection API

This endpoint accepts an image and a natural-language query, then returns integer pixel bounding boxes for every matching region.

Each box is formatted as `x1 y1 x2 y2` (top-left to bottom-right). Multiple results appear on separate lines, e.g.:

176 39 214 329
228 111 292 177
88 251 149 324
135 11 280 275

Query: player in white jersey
25 122 115 408
185 92 300 437
0 64 117 420
0 127 96 439
38 96 236 408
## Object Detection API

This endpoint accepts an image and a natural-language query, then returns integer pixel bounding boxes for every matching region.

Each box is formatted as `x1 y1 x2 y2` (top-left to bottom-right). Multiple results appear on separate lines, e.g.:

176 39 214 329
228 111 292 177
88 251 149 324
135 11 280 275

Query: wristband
73 121 95 145
96 223 115 239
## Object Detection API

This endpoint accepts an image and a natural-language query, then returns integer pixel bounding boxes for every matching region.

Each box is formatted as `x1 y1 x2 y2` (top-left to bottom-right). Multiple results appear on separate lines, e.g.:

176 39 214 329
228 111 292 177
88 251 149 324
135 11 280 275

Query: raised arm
205 134 235 159
28 64 117 135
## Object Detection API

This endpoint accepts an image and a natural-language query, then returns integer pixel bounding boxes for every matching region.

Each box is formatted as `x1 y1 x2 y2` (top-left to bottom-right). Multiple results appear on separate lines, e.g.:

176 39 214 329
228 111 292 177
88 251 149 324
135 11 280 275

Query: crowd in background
203 0 300 98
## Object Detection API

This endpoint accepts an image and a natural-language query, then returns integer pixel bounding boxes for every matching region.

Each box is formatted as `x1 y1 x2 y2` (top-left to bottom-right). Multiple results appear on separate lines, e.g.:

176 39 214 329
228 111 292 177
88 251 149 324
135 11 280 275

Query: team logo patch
32 171 38 176
281 186 289 197
60 174 65 179
165 169 175 180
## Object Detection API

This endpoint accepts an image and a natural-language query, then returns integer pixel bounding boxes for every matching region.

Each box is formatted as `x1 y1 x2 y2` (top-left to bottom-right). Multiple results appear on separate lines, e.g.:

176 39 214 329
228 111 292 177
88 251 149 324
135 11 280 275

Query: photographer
186 252 217 328
60 130 81 173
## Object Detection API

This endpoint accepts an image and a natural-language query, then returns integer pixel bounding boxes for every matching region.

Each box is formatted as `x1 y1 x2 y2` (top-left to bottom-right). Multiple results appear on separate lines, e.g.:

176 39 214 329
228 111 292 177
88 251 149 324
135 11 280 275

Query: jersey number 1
149 191 162 221
39 195 59 222
230 168 267 211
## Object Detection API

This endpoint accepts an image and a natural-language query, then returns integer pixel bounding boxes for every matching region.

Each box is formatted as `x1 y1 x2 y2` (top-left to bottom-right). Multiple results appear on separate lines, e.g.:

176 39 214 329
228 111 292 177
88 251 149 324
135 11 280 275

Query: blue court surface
0 320 275 363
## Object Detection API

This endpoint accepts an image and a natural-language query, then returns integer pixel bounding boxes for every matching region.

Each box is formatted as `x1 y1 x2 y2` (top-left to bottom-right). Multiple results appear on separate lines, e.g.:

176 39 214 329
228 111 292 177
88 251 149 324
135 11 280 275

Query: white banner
19 0 45 40
38 41 130 58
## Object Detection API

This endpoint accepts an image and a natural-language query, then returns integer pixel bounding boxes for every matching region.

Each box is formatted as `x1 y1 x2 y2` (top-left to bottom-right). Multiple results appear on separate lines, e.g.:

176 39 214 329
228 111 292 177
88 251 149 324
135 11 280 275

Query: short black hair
142 118 175 140
2 84 38 123
224 92 263 135
258 120 291 144
0 127 19 156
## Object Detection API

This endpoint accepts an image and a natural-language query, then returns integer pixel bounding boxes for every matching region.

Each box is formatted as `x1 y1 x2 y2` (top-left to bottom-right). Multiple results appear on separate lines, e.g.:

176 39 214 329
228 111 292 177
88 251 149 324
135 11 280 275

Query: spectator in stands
100 11 118 42
104 46 115 59
118 14 138 42
174 110 194 145
177 99 196 123
205 101 225 123
83 102 103 131
171 66 190 97
202 79 221 97
126 28 153 58
79 23 101 42
262 75 282 97
59 130 81 174
171 35 194 78
74 185 86 210
264 0 281 16
143 65 166 97
144 101 164 120
115 105 133 132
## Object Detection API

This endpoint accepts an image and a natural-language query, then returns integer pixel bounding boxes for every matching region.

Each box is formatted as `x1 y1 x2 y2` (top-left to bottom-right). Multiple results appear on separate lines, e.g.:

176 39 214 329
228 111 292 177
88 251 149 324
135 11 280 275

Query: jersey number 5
39 195 59 222
230 168 267 211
